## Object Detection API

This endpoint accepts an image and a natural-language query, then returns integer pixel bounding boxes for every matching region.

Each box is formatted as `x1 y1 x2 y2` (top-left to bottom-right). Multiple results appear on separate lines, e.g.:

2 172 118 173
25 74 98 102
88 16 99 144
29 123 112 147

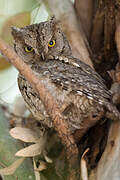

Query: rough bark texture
74 0 93 40
115 25 120 61
91 1 105 53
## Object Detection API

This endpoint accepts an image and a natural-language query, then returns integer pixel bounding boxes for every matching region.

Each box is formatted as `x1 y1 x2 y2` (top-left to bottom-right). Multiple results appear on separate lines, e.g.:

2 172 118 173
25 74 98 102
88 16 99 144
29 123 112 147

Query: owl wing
42 57 112 105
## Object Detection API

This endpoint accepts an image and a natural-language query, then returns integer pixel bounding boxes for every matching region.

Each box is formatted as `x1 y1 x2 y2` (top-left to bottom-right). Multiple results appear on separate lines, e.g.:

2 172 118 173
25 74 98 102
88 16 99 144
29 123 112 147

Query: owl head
11 17 72 64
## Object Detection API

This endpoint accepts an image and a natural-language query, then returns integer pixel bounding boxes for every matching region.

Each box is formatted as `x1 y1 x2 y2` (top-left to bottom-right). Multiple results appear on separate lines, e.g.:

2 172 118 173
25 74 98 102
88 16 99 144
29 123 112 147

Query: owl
11 17 120 140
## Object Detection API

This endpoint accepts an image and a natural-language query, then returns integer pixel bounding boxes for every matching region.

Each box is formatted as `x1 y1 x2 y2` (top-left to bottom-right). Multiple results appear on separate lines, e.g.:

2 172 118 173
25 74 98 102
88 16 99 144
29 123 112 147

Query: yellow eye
24 46 34 52
48 40 56 47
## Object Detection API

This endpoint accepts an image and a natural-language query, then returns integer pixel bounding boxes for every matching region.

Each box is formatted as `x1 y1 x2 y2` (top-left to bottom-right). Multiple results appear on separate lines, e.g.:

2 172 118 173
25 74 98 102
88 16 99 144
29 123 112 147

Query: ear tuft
11 27 24 38
49 16 58 27
49 16 56 23
49 16 61 31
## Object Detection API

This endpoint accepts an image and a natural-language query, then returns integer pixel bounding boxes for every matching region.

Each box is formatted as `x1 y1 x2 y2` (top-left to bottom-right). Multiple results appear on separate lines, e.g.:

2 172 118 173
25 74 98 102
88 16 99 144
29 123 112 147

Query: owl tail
104 101 120 120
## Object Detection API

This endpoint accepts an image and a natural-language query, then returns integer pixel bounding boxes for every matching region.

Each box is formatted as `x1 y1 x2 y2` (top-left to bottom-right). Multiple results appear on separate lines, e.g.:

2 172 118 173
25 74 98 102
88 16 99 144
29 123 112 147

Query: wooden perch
0 38 80 179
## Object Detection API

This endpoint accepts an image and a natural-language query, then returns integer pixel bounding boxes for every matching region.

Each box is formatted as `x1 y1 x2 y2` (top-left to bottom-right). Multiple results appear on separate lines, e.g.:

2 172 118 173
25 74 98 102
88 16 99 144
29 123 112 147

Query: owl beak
35 48 45 60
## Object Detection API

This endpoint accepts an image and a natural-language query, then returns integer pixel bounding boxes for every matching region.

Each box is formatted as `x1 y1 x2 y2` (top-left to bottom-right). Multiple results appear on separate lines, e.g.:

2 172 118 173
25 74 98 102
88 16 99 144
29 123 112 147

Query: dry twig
81 148 89 180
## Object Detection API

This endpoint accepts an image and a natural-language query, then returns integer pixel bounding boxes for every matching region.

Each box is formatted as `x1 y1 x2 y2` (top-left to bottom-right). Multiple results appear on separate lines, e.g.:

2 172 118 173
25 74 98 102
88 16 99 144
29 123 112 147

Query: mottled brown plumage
11 17 120 139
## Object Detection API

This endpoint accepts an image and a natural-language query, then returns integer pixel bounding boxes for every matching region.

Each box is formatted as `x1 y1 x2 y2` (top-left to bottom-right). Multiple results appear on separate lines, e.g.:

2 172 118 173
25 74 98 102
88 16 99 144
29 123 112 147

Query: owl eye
24 46 34 52
48 40 56 47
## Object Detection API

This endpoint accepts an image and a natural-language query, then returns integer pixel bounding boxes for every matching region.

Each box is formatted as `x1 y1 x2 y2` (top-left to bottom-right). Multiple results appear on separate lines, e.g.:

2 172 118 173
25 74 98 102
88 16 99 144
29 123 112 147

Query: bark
115 24 120 61
96 121 120 180
104 0 116 60
74 0 94 40
91 0 105 53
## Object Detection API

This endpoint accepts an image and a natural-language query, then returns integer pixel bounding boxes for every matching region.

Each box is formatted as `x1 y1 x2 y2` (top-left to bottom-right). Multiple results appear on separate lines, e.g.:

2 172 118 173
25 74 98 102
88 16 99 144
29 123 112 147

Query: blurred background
0 0 49 108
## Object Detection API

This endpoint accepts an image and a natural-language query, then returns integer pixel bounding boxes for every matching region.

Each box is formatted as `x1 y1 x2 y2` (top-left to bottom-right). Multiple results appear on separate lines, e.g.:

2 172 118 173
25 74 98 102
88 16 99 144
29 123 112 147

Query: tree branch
91 0 105 53
115 24 120 62
0 38 80 179
74 0 94 41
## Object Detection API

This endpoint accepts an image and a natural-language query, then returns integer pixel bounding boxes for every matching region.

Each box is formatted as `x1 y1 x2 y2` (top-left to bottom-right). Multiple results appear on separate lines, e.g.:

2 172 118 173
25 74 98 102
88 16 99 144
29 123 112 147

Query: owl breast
18 73 71 127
